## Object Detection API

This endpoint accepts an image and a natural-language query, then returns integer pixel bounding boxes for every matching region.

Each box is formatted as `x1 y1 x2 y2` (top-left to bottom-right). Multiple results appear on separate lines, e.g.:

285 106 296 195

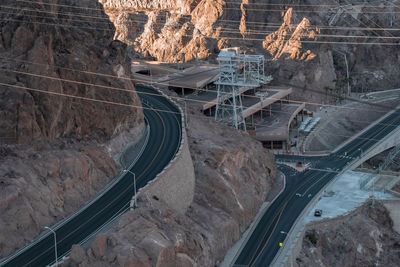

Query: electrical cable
2 55 398 115
1 79 398 145
2 16 400 46
9 0 400 30
1 63 399 131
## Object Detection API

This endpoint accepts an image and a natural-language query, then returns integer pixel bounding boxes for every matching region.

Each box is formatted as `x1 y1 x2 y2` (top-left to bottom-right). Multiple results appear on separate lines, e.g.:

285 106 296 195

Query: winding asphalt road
1 85 182 267
234 108 400 266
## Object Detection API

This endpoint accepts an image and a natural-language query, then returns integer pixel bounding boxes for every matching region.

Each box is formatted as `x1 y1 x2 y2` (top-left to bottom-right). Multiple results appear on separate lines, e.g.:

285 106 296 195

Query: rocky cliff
0 0 144 258
101 0 400 106
66 106 277 266
0 0 143 144
296 201 400 267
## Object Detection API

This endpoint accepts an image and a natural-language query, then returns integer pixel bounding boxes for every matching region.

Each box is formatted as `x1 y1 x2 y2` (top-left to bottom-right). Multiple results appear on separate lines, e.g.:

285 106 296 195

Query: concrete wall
382 199 400 234
141 131 195 213
134 84 195 214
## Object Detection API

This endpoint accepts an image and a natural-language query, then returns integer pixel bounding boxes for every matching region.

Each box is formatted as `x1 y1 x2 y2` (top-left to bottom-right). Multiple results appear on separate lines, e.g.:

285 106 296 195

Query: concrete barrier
134 84 195 214
141 131 195 213
382 199 400 234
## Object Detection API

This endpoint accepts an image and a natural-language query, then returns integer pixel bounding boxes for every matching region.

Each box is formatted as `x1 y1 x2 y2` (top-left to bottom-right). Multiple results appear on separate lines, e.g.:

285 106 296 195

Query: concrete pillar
280 100 282 109
182 87 184 96
261 109 263 120
209 108 212 116
251 114 254 127
271 141 273 149
269 105 272 116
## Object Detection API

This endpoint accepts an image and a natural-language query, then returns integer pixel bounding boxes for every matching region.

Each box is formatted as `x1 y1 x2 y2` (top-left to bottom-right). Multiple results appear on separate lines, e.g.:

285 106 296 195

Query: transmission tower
214 49 265 131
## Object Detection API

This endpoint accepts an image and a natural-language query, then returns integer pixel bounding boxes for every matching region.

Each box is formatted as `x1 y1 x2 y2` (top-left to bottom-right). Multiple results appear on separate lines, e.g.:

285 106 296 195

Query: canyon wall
100 0 400 107
0 0 144 258
0 0 143 144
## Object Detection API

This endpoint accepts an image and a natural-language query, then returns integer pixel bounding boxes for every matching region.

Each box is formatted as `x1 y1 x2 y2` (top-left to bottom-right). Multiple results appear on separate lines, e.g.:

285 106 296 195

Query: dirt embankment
65 106 277 266
0 0 144 258
297 201 400 267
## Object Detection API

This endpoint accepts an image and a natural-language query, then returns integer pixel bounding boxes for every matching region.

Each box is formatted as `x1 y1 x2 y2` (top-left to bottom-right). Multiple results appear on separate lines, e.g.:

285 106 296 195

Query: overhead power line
1 79 399 144
4 1 400 45
3 6 400 41
1 58 399 130
0 55 390 112
1 54 397 114
2 16 400 46
3 4 400 33
224 1 400 8
16 0 400 13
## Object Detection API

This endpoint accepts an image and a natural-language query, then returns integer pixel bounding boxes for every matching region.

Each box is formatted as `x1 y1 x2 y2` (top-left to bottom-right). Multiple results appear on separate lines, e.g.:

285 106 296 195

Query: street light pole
44 226 58 267
280 231 293 267
124 169 137 208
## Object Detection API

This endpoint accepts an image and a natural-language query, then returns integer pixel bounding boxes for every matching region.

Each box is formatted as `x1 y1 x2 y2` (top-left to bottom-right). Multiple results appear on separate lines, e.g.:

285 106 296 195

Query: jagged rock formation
0 0 144 258
0 0 143 144
66 107 277 266
99 0 400 106
101 0 224 62
297 201 400 267
263 8 319 61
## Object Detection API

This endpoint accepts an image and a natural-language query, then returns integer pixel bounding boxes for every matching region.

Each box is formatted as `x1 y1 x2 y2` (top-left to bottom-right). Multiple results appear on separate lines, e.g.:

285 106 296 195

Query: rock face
263 8 318 61
101 0 400 107
0 0 143 144
0 141 122 258
101 0 223 63
0 0 144 258
297 201 400 267
66 107 277 266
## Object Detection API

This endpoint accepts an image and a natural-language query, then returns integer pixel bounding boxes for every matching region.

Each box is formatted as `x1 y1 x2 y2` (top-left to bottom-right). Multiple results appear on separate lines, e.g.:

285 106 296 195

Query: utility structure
214 48 265 131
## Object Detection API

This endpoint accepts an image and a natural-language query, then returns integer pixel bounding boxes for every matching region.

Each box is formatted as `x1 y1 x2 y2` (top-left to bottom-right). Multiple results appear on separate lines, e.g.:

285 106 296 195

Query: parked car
314 209 322 217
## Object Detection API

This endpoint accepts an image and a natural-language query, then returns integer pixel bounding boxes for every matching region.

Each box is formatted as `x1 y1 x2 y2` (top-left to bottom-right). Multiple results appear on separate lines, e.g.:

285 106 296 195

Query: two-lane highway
1 85 182 266
234 108 400 266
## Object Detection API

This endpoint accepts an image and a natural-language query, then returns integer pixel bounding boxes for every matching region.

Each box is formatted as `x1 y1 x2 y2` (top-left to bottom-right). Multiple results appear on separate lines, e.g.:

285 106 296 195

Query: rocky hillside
297 201 400 266
0 0 144 258
65 106 277 266
0 0 143 144
100 0 400 106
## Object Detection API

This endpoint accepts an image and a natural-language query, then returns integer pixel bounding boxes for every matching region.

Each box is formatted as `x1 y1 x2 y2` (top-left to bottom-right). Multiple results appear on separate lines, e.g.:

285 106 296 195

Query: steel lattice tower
214 49 265 131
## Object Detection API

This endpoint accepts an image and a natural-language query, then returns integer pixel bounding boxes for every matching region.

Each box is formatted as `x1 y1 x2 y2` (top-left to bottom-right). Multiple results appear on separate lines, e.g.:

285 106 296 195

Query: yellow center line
249 171 330 266
249 110 400 266
246 170 320 265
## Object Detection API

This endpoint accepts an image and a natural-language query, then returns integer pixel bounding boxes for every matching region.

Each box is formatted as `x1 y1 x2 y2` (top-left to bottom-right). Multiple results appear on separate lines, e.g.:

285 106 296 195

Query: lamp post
280 231 293 267
44 226 58 267
124 169 137 208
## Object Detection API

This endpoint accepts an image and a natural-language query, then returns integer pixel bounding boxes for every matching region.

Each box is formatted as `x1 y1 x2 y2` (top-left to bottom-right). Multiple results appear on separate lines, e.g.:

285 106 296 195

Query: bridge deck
253 103 305 141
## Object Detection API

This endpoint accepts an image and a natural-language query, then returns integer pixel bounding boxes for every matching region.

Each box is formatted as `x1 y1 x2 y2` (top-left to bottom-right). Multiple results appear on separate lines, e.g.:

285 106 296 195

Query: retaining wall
134 84 195 214
141 131 195 213
383 199 400 234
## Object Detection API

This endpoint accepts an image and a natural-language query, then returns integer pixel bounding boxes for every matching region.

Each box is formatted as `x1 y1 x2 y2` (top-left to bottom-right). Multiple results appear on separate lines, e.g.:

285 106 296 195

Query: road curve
1 85 182 267
234 108 400 266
